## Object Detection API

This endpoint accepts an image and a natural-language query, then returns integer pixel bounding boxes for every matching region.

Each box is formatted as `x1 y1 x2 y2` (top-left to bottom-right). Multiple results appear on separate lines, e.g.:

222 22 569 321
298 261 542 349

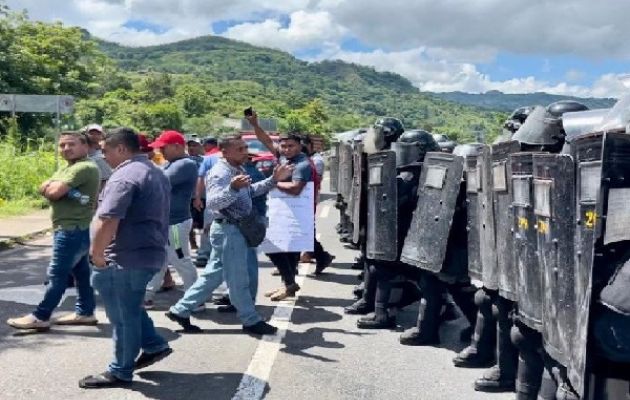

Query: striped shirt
206 158 276 220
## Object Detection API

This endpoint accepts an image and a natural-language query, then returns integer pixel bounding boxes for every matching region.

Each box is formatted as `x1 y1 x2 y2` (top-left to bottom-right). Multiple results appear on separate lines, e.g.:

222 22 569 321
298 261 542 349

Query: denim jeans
169 246 259 318
171 222 261 326
91 264 169 381
33 228 95 321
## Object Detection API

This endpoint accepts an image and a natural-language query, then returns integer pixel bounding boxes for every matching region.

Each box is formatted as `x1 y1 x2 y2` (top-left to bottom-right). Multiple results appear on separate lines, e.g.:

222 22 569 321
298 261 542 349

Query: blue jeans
170 222 261 326
169 246 259 317
33 228 95 321
91 264 169 381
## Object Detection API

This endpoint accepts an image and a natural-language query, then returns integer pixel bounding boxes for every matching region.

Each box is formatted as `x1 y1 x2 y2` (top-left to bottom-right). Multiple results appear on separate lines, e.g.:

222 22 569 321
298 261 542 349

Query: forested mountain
431 90 616 112
95 35 506 142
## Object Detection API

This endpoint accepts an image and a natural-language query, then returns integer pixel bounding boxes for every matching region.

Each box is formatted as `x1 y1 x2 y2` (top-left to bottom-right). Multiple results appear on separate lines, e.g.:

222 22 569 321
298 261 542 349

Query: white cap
85 123 103 133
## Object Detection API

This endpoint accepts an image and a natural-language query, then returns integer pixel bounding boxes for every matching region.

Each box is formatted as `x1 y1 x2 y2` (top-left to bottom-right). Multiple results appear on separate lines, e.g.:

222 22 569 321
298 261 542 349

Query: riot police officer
356 129 442 329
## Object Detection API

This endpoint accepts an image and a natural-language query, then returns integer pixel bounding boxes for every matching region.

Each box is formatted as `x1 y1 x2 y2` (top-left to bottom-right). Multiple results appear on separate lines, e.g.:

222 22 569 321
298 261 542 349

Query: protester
7 131 100 330
144 130 199 309
202 137 220 156
83 124 112 191
166 135 292 335
300 135 335 273
80 127 172 389
187 138 204 250
248 112 316 301
193 138 222 268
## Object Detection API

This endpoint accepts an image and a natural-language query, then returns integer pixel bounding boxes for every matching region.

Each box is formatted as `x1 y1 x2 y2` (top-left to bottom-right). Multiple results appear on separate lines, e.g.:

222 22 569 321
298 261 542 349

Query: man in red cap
144 130 199 308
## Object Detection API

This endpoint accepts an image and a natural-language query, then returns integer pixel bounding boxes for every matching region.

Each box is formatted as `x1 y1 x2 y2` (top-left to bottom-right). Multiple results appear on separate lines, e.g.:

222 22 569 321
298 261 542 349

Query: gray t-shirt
163 157 198 225
95 154 170 271
88 149 112 181
280 152 313 183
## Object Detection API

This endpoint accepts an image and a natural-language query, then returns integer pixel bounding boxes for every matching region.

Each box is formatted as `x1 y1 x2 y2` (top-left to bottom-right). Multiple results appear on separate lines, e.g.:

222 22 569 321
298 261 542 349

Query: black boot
474 296 517 393
344 299 373 315
453 288 496 368
474 365 516 392
511 321 543 400
400 274 443 346
357 307 395 329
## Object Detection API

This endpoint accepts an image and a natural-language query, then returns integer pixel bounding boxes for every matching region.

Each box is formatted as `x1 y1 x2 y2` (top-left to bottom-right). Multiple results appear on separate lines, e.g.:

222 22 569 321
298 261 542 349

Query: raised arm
246 112 278 157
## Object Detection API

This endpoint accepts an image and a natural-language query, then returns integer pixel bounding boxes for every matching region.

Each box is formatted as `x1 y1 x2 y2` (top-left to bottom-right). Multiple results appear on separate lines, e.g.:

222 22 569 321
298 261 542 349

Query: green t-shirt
50 159 100 229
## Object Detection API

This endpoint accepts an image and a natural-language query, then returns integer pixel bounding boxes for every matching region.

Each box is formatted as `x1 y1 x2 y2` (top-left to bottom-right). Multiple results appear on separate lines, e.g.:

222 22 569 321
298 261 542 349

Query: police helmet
546 100 589 118
394 129 441 164
374 117 404 142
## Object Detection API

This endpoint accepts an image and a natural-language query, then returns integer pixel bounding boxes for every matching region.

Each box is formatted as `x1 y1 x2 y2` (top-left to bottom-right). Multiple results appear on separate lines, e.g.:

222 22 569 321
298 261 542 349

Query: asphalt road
0 181 513 400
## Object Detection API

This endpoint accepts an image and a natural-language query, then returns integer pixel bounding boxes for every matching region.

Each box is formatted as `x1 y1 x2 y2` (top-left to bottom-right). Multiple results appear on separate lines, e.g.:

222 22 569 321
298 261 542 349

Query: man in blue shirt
80 128 172 388
144 131 199 308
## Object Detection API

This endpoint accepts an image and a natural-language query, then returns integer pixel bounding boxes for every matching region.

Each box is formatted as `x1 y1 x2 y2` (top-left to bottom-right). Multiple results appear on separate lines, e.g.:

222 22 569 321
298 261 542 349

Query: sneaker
270 283 300 301
134 347 173 370
264 287 282 297
165 311 201 333
79 371 131 389
243 321 278 335
315 253 335 275
271 268 281 276
53 313 98 326
217 304 237 313
213 295 231 306
143 300 155 310
7 314 50 331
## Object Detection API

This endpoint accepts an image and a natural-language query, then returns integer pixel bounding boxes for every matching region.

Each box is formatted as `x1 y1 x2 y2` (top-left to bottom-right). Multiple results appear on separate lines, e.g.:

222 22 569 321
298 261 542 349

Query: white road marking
319 204 330 219
231 264 310 400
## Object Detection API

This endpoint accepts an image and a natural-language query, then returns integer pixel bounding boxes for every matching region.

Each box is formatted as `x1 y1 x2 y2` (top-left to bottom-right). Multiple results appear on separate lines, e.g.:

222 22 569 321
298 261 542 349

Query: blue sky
7 0 630 97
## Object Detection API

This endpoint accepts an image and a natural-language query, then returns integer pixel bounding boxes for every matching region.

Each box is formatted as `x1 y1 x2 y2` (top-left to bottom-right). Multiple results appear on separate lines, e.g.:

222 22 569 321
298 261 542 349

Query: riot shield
465 153 482 281
533 154 576 370
491 140 521 301
338 142 353 202
329 141 340 193
511 152 543 332
400 152 464 273
478 146 499 289
351 143 367 244
569 132 630 397
366 151 398 261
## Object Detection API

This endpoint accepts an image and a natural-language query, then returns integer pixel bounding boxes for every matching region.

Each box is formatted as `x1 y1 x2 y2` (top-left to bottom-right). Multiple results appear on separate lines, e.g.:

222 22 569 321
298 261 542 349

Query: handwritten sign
259 182 314 253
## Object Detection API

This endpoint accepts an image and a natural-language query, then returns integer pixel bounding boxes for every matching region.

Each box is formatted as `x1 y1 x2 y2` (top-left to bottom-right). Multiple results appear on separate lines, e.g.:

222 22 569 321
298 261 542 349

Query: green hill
431 90 616 112
95 35 506 143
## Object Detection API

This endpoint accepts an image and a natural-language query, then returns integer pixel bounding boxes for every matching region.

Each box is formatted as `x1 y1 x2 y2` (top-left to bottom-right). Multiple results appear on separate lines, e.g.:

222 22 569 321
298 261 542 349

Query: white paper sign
259 182 314 253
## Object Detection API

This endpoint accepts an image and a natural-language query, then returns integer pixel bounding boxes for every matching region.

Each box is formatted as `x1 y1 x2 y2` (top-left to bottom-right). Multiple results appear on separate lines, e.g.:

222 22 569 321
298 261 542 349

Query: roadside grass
0 198 49 219
0 141 55 219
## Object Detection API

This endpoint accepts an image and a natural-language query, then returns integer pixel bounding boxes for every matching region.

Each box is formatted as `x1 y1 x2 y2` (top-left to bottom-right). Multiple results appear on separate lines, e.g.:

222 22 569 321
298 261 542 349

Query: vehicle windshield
246 139 268 153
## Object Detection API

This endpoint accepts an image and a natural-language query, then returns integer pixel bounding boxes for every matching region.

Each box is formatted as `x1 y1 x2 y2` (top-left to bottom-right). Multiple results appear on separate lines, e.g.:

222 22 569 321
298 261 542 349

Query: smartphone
244 107 253 117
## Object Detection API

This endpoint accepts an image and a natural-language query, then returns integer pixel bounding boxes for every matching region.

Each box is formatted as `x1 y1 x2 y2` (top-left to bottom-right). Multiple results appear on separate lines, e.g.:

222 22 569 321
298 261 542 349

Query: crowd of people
5 112 335 389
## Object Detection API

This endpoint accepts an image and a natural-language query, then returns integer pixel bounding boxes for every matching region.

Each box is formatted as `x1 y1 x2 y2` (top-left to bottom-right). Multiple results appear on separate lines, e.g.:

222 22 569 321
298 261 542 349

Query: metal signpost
0 94 75 169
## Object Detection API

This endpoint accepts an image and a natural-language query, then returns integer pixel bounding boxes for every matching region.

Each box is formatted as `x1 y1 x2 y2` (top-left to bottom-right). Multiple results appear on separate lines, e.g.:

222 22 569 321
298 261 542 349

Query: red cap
149 130 185 148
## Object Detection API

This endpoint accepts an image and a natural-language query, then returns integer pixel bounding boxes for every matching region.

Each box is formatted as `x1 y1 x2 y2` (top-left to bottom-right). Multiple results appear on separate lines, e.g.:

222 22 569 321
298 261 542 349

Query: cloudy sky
7 0 630 97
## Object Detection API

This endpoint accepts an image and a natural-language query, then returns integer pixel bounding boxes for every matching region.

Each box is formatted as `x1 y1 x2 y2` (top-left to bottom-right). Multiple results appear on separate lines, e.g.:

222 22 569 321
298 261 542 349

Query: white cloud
223 11 346 52
5 0 630 97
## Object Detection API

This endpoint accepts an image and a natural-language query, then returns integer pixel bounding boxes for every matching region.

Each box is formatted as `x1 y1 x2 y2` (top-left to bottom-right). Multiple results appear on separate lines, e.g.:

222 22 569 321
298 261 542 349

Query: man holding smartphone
247 110 314 301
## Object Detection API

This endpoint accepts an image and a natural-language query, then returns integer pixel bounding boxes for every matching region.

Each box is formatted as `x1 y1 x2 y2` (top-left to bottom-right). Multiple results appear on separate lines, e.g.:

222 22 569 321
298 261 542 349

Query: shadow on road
134 371 247 400
281 327 370 363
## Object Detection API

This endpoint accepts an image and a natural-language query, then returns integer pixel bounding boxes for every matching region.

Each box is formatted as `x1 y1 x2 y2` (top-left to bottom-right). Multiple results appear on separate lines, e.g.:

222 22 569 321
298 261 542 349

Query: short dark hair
218 134 243 151
103 127 140 152
203 137 218 146
279 131 303 144
60 131 88 145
